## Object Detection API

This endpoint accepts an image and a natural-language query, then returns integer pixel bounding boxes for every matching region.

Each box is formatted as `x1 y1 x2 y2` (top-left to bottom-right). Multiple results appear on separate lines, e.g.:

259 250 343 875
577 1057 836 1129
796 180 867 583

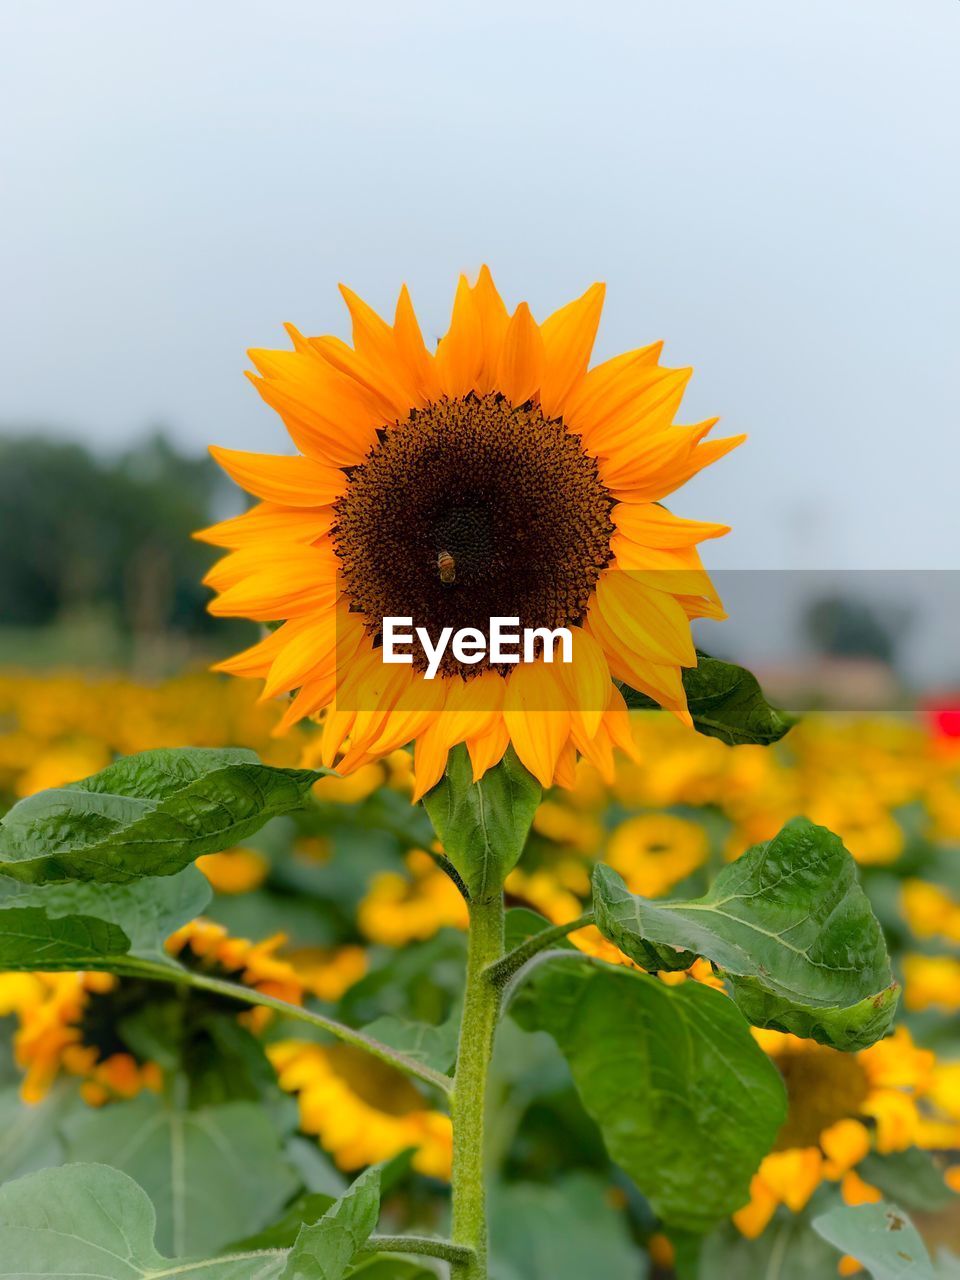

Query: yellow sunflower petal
472 265 511 394
435 275 483 398
209 446 345 507
496 302 544 406
465 716 510 781
503 661 572 788
595 571 697 667
194 503 333 549
538 282 605 419
394 284 442 403
612 502 731 550
560 343 664 433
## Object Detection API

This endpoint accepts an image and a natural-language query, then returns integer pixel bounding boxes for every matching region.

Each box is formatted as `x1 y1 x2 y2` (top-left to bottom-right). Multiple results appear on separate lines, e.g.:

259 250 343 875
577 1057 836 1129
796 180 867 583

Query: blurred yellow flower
0 971 161 1106
268 1040 452 1178
734 1027 935 1239
196 847 270 895
604 813 708 897
902 955 960 1013
901 881 960 945
358 850 468 945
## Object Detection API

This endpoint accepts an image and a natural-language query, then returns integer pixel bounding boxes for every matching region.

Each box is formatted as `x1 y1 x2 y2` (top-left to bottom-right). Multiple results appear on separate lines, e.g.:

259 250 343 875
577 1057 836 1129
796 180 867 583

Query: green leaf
621 653 796 746
422 745 541 900
489 1173 642 1280
229 1193 338 1252
0 1162 288 1278
281 1164 381 1280
859 1150 957 1213
592 816 898 1051
0 865 211 972
346 1262 434 1279
699 1216 844 1280
63 1094 299 1258
0 1082 70 1183
360 1010 460 1075
813 1201 934 1279
512 952 786 1233
0 746 321 884
0 903 131 969
0 1162 383 1280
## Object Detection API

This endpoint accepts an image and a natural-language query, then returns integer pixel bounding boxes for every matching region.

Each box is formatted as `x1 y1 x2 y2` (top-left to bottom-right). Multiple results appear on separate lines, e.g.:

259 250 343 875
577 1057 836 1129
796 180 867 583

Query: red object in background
927 700 960 739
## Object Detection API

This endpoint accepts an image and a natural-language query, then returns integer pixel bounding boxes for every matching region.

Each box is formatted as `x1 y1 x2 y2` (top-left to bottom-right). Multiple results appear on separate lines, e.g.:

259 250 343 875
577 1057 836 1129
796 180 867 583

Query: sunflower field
0 272 957 1280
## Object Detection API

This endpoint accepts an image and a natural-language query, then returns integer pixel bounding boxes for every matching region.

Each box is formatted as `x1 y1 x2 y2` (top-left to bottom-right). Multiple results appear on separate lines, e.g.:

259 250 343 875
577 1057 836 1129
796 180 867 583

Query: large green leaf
360 1010 460 1075
280 1165 380 1280
0 866 210 971
813 1201 934 1279
489 1173 642 1280
859 1150 958 1213
0 1083 70 1183
63 1094 299 1258
0 1163 381 1279
422 745 540 901
512 952 786 1233
592 817 898 1051
699 1215 844 1280
621 653 796 746
0 747 321 884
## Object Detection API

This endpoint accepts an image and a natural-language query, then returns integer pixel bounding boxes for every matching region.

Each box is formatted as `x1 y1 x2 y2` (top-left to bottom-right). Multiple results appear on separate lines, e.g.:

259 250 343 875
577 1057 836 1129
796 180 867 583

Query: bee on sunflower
198 270 742 798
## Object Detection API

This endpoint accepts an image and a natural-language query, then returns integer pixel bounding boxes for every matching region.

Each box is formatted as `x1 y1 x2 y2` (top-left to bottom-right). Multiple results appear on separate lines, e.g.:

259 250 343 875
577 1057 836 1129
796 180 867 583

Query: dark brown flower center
773 1044 870 1149
332 393 614 678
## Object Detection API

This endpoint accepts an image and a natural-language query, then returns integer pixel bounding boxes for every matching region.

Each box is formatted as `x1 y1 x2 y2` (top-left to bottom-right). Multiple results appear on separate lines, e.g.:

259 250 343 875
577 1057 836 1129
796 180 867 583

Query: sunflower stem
114 957 453 1096
359 1235 474 1263
484 910 595 988
450 893 505 1280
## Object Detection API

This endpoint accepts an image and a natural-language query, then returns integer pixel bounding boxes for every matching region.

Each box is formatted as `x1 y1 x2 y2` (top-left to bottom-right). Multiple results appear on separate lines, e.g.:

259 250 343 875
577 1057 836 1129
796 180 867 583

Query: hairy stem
450 893 505 1280
484 911 595 988
118 957 453 1097
360 1235 474 1263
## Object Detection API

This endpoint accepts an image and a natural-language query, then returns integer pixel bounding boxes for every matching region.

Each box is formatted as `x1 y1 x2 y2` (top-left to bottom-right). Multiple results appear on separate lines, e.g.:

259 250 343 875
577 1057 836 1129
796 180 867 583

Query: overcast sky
1 0 957 570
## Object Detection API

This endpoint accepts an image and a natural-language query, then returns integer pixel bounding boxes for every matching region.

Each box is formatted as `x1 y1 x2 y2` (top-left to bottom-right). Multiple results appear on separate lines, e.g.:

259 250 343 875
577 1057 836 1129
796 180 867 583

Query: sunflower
604 812 708 897
268 1039 452 1178
733 1027 937 1239
199 270 742 799
0 971 162 1106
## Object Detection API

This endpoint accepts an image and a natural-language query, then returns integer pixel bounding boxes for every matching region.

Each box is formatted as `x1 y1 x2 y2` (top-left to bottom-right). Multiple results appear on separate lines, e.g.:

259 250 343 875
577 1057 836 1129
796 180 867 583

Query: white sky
1 0 958 569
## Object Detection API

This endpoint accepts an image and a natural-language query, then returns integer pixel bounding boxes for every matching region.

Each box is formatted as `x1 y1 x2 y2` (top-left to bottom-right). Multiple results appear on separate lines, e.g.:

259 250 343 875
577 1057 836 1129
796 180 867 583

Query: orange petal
194 503 333 549
603 422 746 502
503 661 572 788
732 1173 779 1240
583 366 692 458
213 622 298 679
561 343 664 433
435 275 483 398
557 625 611 741
394 284 442 403
472 265 511 394
496 302 544 405
245 356 381 467
596 571 697 667
465 716 510 781
584 600 691 725
538 282 605 419
612 502 731 550
209 446 345 507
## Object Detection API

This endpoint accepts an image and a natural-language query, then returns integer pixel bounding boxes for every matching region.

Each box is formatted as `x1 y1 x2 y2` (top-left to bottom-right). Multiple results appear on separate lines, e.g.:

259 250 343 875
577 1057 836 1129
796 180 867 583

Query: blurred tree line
0 432 251 664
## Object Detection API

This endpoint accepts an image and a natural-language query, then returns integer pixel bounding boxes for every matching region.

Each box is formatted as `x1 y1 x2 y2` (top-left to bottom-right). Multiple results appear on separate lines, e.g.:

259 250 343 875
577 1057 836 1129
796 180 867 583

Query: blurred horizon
2 0 958 572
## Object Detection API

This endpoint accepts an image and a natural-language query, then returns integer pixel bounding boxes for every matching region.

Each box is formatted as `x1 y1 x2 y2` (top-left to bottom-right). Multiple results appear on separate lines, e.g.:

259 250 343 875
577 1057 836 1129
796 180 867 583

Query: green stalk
449 893 505 1280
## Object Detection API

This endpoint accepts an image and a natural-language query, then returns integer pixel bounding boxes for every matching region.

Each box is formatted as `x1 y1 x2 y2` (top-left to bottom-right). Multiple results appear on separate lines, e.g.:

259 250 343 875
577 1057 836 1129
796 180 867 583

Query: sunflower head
200 269 743 798
733 1027 938 1239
